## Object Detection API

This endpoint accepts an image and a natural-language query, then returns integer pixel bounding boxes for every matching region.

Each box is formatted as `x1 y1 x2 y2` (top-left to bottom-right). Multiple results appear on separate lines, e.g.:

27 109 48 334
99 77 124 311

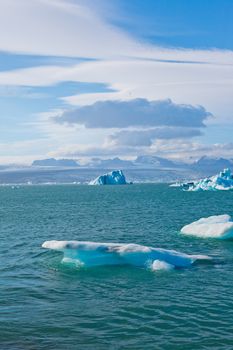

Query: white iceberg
179 168 233 191
42 240 210 269
89 170 129 185
181 214 233 239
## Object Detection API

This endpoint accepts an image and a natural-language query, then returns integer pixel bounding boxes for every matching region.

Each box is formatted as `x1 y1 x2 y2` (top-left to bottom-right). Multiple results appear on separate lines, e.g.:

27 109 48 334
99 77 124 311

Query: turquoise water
1 184 233 349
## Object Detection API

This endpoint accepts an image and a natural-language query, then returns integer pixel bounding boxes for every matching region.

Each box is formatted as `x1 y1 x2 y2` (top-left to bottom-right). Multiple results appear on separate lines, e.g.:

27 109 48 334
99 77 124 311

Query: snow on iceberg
42 240 210 270
179 168 233 191
89 170 129 185
181 214 233 239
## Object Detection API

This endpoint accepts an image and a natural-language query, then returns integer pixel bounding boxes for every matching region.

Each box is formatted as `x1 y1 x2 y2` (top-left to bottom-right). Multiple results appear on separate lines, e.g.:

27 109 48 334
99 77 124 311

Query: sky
0 0 233 164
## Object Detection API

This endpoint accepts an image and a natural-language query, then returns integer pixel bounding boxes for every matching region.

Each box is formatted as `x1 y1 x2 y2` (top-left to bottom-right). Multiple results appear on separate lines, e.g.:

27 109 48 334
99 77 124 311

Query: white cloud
48 139 233 161
0 0 138 59
151 141 233 161
0 0 232 129
108 127 202 147
0 58 232 124
0 0 233 163
55 98 210 128
0 139 51 163
1 0 233 63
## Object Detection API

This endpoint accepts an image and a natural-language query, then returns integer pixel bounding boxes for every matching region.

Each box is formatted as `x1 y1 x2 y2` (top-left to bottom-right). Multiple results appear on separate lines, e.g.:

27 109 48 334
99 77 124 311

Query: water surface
1 184 233 349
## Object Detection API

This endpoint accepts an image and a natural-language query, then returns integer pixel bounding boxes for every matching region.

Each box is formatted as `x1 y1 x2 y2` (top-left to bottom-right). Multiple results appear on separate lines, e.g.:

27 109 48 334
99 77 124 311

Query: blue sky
112 0 233 49
0 0 233 164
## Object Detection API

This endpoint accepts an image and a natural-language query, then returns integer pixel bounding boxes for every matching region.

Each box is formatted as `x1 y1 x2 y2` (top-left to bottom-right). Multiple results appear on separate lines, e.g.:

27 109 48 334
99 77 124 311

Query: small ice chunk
181 214 233 239
151 260 174 271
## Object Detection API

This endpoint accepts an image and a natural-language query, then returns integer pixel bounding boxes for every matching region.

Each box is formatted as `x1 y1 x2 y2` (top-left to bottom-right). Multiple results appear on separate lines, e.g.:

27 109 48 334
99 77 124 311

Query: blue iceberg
181 214 233 239
89 170 129 185
42 240 210 270
178 168 233 191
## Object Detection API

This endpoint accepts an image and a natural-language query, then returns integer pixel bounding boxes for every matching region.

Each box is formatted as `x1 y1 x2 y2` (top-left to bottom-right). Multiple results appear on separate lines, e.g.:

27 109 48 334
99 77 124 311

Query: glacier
177 168 233 191
89 170 129 185
42 240 210 270
181 214 233 239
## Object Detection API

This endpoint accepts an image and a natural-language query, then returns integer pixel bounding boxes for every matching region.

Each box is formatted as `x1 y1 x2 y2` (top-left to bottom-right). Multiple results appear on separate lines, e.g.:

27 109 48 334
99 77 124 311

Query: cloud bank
109 127 203 147
55 98 211 129
51 98 211 159
0 0 232 163
0 0 138 59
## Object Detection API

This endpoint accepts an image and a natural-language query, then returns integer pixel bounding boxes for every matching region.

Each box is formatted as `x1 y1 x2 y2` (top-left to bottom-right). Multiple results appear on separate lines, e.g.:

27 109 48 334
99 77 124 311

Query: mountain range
0 156 232 184
31 156 233 174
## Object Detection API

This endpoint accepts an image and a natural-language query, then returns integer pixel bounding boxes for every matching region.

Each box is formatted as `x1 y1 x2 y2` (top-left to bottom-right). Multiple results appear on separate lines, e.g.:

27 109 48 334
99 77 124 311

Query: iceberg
181 214 233 239
178 168 233 191
42 240 210 270
89 170 129 185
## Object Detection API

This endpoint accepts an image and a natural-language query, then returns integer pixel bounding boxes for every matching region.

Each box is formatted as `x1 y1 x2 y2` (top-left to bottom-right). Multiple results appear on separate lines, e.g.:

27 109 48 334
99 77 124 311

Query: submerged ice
151 260 174 271
42 240 210 270
177 168 233 191
181 214 233 239
89 170 128 185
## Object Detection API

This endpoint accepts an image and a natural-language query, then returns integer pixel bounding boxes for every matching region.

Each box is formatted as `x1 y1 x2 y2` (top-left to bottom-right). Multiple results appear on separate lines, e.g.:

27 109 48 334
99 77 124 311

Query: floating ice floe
176 168 233 191
169 182 181 187
42 240 210 270
181 214 233 239
89 170 129 185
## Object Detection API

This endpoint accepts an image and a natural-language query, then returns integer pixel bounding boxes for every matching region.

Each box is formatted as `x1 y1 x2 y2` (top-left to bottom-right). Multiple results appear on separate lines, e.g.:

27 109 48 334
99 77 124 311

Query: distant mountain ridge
194 156 233 169
30 156 233 174
134 155 179 168
89 157 135 169
32 158 79 167
0 155 232 185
